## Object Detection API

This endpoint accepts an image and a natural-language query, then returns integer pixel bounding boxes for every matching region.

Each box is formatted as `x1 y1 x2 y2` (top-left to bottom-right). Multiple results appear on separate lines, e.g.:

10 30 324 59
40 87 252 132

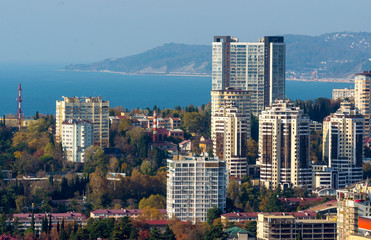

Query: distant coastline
59 69 212 78
61 69 354 83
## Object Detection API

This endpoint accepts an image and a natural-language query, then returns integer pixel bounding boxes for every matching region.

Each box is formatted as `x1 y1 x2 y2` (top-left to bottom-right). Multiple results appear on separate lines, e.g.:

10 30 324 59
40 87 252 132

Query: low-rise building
221 211 316 223
257 213 337 240
179 140 192 154
90 209 166 220
10 213 87 231
332 88 355 100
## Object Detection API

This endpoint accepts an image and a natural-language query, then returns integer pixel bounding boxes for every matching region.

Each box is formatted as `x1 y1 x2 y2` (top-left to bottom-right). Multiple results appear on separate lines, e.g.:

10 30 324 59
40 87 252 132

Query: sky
0 0 371 64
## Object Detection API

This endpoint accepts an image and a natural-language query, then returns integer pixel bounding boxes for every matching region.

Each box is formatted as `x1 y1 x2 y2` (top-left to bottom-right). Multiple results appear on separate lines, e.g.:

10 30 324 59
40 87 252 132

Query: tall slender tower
17 83 23 131
354 71 371 138
212 35 285 116
257 100 311 190
213 102 249 178
322 101 363 189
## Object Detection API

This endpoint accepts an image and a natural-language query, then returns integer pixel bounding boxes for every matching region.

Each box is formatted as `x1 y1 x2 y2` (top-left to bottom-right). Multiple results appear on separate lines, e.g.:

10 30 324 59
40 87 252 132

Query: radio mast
17 83 23 131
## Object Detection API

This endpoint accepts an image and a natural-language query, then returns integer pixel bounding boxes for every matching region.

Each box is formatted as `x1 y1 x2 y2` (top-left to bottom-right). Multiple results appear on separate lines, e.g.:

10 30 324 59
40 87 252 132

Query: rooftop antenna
17 83 23 131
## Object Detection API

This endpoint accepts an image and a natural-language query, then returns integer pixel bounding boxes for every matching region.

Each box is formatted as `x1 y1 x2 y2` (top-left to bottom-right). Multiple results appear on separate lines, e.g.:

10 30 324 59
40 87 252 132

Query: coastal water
0 64 354 116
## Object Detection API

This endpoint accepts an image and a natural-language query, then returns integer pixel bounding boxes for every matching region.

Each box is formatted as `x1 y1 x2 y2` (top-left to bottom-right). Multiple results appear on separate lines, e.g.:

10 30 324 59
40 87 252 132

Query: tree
118 119 133 134
247 138 258 164
139 194 166 209
88 168 110 208
244 221 257 236
296 231 302 240
182 112 207 134
12 217 20 236
44 142 55 157
140 207 164 220
111 217 133 240
163 225 176 240
0 213 7 235
259 190 283 212
207 207 222 225
41 215 47 233
204 223 227 240
140 160 152 175
108 157 119 172
30 213 35 233
149 227 161 240
226 179 239 200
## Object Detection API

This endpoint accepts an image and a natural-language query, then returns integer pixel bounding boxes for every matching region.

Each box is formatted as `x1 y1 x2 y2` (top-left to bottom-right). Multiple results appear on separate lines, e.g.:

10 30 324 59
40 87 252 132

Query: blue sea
0 64 354 116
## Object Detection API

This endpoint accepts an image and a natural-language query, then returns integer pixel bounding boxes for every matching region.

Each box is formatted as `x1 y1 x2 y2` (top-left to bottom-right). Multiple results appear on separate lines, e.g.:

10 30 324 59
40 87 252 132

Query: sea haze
0 64 354 116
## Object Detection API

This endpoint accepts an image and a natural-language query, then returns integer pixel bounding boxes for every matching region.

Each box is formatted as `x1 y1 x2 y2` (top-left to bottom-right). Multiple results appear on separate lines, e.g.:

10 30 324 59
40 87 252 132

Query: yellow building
337 182 371 240
56 96 109 147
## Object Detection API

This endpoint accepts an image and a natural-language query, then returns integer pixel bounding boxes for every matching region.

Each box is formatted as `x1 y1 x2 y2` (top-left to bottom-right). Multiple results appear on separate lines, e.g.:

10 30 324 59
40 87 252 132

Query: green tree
204 223 227 240
30 213 35 233
296 231 302 240
0 213 7 234
149 227 162 240
244 221 257 236
44 142 55 157
12 217 20 236
111 217 133 240
163 225 176 240
41 215 47 233
118 119 133 134
259 190 283 212
140 160 152 175
182 112 206 134
207 207 222 225
139 194 166 209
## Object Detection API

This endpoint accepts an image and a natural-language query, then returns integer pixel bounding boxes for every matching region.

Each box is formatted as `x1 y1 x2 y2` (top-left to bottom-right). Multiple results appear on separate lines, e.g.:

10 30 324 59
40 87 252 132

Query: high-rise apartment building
355 71 371 138
212 36 285 115
257 100 311 190
56 97 109 147
61 119 94 163
212 102 248 178
322 101 363 189
211 89 251 177
337 182 371 240
166 155 227 223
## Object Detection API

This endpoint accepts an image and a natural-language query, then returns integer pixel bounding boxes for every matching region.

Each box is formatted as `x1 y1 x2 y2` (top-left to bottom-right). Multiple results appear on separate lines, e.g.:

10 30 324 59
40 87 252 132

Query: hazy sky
1 0 370 64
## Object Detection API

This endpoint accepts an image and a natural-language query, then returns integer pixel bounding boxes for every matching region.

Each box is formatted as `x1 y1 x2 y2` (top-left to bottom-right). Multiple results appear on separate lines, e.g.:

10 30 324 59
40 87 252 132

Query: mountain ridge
65 32 371 79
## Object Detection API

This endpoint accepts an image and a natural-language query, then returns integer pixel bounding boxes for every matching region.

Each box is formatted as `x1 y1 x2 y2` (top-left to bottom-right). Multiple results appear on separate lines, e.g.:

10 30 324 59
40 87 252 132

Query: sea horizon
0 63 354 117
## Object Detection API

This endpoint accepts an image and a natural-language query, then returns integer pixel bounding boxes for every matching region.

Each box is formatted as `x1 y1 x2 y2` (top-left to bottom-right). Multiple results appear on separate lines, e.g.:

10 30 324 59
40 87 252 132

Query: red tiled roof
222 211 316 219
307 200 337 212
179 140 191 145
144 220 168 225
92 209 142 215
92 209 166 215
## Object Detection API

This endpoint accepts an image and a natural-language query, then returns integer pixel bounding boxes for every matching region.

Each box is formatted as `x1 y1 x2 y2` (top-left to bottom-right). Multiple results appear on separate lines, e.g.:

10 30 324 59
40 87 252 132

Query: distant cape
65 32 371 80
